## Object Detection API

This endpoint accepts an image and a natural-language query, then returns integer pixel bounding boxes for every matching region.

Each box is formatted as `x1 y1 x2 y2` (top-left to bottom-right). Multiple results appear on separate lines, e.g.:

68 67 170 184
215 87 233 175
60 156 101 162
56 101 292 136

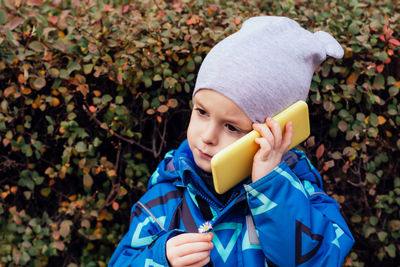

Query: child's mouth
199 149 213 160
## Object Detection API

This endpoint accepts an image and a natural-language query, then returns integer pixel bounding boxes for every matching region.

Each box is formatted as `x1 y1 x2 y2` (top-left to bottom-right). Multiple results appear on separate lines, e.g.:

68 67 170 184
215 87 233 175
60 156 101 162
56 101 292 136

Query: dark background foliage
0 0 399 266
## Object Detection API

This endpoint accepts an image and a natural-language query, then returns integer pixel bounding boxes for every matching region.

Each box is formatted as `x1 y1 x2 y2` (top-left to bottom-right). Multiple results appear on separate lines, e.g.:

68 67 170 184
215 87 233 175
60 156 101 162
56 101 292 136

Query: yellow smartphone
210 100 310 194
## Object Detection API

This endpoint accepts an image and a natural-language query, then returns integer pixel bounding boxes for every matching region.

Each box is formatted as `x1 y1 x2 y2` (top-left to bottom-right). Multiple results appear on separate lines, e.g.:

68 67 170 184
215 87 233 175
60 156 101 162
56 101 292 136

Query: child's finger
255 137 271 160
281 121 293 152
266 117 282 148
177 250 211 266
187 256 211 267
177 241 213 256
170 233 212 246
253 122 273 145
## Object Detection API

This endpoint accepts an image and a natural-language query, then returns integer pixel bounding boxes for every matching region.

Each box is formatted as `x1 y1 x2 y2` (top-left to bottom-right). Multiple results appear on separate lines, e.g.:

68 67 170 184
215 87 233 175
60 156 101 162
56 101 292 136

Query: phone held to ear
211 100 310 194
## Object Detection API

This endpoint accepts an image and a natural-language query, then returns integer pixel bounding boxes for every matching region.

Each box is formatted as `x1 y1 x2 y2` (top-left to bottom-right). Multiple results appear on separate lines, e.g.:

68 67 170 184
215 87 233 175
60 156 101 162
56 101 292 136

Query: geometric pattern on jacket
109 140 354 266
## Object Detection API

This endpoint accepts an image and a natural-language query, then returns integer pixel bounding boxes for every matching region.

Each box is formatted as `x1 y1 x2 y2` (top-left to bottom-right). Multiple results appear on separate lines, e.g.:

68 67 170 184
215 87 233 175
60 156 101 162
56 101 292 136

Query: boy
109 16 354 266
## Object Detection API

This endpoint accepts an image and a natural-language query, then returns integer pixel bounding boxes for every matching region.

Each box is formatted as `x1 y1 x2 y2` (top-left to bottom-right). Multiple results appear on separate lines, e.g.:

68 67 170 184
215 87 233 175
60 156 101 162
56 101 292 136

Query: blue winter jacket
109 140 354 266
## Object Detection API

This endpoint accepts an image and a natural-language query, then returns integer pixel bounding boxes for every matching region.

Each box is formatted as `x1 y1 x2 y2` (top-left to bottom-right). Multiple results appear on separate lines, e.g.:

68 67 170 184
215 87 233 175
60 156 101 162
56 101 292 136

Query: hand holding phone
251 117 294 182
211 100 310 194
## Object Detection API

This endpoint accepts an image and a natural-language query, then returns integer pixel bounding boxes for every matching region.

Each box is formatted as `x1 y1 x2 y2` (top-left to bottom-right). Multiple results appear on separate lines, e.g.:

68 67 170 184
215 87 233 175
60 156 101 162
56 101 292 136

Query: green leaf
384 244 396 258
83 64 93 74
28 41 44 52
115 96 123 104
33 77 46 90
0 9 8 25
93 137 102 147
60 220 73 238
394 177 400 188
369 216 378 226
366 173 379 184
372 74 385 90
40 187 51 197
67 61 81 74
101 94 112 104
153 74 162 81
351 214 362 223
186 59 195 72
389 86 399 96
83 173 93 188
75 141 87 153
369 113 379 127
6 29 19 46
377 231 388 242
349 22 360 35
163 68 172 76
142 75 152 88
194 56 202 63
364 226 375 238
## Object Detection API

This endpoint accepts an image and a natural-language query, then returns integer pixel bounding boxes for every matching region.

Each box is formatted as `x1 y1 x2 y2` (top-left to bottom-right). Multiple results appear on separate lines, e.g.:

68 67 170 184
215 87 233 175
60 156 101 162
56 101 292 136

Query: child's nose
201 124 218 145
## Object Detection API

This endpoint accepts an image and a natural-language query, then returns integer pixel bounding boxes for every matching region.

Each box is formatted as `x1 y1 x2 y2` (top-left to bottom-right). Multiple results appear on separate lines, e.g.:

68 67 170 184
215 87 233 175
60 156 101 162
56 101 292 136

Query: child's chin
195 159 212 173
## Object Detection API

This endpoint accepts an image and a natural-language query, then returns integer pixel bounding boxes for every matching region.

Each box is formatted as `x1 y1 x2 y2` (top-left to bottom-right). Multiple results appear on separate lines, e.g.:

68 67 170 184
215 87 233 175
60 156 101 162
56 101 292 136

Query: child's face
187 89 253 173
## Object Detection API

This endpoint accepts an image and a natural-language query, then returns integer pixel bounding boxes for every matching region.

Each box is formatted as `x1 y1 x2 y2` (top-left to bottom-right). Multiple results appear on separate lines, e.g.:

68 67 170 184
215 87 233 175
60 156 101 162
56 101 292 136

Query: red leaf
377 64 384 73
389 38 400 46
89 106 96 113
379 35 386 42
186 17 196 25
370 27 378 32
27 0 42 6
48 16 58 25
104 4 113 11
122 5 130 13
235 17 241 25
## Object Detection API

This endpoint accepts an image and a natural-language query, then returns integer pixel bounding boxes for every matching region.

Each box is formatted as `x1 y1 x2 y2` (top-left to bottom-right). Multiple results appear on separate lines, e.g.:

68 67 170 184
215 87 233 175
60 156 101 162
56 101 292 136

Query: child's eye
226 124 239 132
195 108 207 116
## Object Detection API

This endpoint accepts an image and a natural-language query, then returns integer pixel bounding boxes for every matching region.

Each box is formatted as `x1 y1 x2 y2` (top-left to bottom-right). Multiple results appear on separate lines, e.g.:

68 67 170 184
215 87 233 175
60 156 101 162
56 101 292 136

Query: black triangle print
295 220 323 266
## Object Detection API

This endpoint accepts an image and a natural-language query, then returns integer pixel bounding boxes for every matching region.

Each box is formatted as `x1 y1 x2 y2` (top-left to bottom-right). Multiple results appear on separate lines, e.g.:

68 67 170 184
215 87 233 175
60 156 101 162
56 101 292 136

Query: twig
115 140 122 176
346 180 367 187
152 0 161 10
82 103 154 154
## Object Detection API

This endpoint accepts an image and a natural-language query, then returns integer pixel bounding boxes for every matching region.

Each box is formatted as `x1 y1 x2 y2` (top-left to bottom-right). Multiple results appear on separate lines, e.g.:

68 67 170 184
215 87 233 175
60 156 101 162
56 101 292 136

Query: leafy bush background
0 0 399 266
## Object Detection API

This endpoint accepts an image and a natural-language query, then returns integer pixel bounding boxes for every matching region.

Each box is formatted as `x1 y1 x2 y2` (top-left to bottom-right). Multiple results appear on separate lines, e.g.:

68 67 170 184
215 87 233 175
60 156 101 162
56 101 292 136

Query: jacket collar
173 140 246 208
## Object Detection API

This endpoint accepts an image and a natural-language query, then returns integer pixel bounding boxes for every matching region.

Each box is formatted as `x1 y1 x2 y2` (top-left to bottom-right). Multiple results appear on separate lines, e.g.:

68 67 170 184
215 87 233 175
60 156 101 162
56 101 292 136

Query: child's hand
166 232 214 267
252 118 293 182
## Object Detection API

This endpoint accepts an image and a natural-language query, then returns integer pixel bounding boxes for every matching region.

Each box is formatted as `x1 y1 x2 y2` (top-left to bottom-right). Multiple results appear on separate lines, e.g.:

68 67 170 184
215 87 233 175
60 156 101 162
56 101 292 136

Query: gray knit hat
193 16 343 123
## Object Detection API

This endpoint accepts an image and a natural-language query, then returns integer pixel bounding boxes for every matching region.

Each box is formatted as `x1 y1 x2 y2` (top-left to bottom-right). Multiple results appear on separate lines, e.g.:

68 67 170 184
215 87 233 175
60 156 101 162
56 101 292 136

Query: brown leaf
316 144 325 159
53 241 65 251
4 86 14 97
32 77 46 90
48 16 58 25
157 104 168 113
77 84 89 97
146 109 155 115
27 0 42 6
346 72 358 85
18 74 26 84
8 17 25 31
